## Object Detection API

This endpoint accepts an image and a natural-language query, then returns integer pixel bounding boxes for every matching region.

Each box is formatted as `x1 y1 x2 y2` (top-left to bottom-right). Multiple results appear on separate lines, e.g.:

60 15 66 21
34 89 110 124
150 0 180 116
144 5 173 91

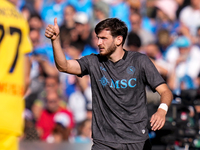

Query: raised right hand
45 18 60 40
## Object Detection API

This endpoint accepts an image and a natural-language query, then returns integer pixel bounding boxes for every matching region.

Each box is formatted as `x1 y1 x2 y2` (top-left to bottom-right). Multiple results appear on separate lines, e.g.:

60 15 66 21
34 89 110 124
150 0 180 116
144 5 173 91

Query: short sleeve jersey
77 50 165 143
0 0 32 135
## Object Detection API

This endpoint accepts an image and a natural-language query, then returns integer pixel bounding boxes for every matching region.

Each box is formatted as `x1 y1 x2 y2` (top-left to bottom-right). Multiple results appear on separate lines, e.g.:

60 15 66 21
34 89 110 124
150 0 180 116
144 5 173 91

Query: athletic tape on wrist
158 103 168 112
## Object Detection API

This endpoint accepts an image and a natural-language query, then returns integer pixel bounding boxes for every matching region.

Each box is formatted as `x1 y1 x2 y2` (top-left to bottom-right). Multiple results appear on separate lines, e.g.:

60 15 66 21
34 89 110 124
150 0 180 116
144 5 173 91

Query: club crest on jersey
127 66 135 75
99 75 109 87
142 129 145 134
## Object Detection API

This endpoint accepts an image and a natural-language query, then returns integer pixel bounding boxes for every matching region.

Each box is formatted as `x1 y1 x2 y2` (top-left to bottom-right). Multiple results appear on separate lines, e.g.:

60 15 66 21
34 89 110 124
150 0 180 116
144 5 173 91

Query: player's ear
115 35 123 46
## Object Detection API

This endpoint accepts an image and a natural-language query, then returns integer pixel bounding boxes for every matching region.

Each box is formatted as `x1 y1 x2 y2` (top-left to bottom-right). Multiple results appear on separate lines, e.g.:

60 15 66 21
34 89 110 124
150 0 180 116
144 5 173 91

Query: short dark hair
70 38 85 52
127 31 141 48
28 13 42 22
94 18 128 46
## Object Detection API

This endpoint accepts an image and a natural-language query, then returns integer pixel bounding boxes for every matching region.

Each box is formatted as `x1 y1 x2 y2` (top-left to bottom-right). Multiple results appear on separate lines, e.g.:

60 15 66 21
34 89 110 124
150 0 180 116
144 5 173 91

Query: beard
99 42 117 56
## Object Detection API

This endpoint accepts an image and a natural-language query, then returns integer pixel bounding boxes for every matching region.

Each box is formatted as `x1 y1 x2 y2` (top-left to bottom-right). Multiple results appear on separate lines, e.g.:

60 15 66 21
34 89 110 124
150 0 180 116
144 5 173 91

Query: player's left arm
150 83 173 131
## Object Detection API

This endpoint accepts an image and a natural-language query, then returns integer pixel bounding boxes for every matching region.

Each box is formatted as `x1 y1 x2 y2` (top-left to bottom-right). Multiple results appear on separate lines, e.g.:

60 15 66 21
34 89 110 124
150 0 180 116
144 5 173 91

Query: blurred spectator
62 5 76 30
101 0 112 5
28 13 57 72
126 31 141 52
28 14 57 65
129 11 156 46
68 40 85 60
166 36 200 94
46 112 72 143
33 0 43 13
179 0 200 36
60 31 97 97
70 12 92 45
59 5 76 48
73 119 92 143
91 0 110 28
145 43 172 80
137 44 167 106
28 13 48 44
60 33 97 103
145 0 157 19
28 28 58 96
109 0 131 31
82 31 99 56
28 29 45 94
32 75 67 122
59 10 97 99
128 0 155 34
59 39 86 99
127 0 141 14
175 0 190 20
36 91 74 141
68 76 92 125
154 0 180 35
156 28 173 59
68 0 93 18
155 0 178 22
28 13 44 32
39 0 69 26
21 4 33 20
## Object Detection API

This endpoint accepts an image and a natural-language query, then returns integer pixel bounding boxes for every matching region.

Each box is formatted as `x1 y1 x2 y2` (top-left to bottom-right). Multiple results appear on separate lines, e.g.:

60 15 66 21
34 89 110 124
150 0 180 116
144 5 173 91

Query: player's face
97 29 117 56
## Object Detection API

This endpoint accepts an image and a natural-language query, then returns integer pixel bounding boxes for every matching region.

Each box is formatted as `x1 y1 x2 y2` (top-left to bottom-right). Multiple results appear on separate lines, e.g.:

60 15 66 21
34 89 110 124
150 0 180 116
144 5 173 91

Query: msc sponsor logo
100 77 137 89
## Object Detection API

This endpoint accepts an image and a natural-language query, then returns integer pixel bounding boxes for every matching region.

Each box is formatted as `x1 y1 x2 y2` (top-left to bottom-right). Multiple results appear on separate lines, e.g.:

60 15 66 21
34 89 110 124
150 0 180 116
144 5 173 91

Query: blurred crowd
13 0 200 145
